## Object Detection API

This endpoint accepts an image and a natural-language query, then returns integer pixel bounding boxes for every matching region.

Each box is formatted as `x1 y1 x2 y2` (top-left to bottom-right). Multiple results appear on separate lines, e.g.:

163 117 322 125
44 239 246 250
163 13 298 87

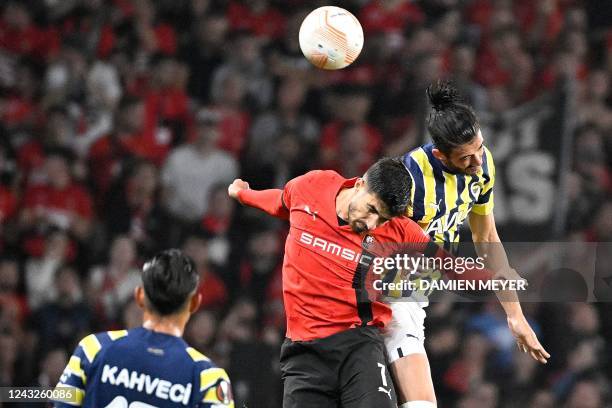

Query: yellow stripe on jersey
107 330 128 341
67 356 86 385
406 169 416 218
471 147 496 216
200 367 229 391
442 171 458 243
411 149 438 223
55 384 85 406
186 347 210 362
79 334 101 364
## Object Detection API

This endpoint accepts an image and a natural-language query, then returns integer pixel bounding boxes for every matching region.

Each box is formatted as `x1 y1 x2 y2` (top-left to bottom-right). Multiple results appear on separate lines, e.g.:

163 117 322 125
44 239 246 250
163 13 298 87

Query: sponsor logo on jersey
299 231 373 265
216 380 232 404
101 365 192 405
426 210 469 235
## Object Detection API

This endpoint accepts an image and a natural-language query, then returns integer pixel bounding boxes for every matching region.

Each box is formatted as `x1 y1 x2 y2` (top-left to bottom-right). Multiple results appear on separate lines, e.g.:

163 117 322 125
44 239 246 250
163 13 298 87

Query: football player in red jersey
228 158 494 408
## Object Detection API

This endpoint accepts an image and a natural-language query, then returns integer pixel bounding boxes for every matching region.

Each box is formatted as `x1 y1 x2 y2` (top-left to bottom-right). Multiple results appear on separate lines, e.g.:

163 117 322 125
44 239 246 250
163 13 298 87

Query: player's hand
507 314 550 364
228 179 250 200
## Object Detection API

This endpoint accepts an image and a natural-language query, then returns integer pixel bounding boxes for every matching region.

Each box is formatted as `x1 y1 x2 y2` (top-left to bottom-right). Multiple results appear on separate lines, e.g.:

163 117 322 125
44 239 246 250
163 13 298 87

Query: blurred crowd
0 0 610 407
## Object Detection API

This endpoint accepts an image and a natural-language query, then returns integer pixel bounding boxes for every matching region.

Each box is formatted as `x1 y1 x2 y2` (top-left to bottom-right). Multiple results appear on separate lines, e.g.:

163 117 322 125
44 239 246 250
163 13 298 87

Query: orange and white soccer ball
298 6 364 70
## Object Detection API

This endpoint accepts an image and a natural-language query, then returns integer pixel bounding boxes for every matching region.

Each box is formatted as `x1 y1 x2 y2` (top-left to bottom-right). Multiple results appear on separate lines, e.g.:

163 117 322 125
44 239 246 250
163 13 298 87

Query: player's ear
354 177 365 190
432 148 446 161
189 293 202 314
135 286 145 309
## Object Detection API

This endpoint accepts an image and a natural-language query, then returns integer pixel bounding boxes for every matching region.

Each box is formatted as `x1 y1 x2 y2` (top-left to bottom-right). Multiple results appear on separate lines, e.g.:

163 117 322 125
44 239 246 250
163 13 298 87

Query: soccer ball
298 6 364 70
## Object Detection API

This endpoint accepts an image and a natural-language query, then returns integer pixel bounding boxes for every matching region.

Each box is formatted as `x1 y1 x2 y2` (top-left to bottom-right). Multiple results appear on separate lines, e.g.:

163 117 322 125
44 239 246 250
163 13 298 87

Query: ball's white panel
299 6 364 70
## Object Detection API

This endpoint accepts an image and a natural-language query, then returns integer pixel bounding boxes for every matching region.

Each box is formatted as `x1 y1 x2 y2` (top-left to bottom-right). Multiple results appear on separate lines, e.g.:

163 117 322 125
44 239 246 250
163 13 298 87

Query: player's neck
142 312 187 337
335 187 353 221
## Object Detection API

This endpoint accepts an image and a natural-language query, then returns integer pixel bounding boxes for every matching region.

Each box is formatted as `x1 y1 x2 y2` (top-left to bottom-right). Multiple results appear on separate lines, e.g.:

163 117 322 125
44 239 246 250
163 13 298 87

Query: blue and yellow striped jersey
54 327 234 408
401 143 495 249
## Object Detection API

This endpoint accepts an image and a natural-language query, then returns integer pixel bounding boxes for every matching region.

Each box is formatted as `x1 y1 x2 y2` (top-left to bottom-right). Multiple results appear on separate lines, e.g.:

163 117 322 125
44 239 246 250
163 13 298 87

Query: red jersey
239 170 430 341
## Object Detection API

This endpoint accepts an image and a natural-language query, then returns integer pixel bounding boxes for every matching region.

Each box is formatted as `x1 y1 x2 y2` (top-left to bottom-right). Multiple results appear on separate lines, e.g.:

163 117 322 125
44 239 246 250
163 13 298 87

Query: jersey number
105 396 158 408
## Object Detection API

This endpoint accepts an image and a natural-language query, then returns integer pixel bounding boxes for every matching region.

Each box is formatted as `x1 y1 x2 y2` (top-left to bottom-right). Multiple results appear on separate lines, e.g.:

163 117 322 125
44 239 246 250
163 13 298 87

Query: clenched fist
228 179 250 200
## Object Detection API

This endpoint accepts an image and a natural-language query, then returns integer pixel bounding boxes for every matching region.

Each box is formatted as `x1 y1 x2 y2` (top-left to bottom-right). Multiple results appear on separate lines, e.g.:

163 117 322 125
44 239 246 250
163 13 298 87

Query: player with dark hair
386 81 550 407
54 249 234 408
228 157 493 408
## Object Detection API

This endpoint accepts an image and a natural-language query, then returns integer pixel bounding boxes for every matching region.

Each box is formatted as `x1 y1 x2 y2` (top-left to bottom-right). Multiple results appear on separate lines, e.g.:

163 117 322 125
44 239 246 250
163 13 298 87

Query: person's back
57 328 231 407
54 249 234 408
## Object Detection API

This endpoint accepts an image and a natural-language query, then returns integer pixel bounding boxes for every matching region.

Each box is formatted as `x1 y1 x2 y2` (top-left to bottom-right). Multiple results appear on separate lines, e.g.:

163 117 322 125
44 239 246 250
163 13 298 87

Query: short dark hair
426 80 479 155
364 157 412 217
142 249 199 316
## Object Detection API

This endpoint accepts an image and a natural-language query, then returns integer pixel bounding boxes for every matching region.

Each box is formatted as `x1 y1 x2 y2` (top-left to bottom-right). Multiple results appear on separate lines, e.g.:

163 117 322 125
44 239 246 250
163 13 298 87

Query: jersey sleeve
197 366 235 408
471 146 495 216
53 333 103 407
237 188 288 219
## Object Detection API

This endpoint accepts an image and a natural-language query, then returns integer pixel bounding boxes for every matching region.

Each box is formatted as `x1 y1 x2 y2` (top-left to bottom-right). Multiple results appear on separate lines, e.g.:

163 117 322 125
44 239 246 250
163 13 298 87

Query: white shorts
383 301 427 363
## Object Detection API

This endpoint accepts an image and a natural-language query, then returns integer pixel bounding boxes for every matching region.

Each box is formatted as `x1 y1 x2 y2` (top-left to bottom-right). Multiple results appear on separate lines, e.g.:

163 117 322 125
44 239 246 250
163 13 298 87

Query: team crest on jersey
216 380 232 405
362 235 376 249
470 183 482 199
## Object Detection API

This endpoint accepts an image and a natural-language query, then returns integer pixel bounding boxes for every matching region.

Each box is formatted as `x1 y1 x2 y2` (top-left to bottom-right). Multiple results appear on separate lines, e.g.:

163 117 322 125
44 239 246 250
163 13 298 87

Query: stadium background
0 0 610 406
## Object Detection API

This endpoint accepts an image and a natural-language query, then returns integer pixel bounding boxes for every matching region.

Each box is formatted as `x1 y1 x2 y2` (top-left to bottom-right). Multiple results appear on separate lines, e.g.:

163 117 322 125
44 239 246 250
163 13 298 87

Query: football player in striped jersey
53 249 234 408
387 81 550 408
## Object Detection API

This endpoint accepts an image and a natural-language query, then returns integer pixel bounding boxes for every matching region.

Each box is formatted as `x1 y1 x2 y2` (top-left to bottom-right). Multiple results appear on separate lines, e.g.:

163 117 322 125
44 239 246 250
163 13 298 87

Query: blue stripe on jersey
477 187 493 203
402 154 425 220
481 147 490 184
423 146 447 221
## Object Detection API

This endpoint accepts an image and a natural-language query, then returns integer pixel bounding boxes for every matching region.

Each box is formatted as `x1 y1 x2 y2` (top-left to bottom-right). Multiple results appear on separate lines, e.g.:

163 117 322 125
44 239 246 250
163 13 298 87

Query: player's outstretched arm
469 211 550 364
228 178 289 219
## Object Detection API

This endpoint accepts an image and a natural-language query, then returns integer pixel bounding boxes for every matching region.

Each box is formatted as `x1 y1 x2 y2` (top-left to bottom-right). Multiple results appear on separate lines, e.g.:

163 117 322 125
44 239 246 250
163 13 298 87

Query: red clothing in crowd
21 183 93 257
0 186 17 223
320 121 383 176
197 270 228 311
1 95 37 129
214 108 251 158
0 19 60 60
88 134 141 199
359 0 424 34
227 1 286 39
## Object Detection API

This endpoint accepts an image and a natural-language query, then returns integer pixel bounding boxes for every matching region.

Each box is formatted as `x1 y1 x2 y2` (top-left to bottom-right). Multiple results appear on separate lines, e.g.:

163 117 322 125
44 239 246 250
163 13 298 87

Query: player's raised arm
228 178 289 219
469 211 550 364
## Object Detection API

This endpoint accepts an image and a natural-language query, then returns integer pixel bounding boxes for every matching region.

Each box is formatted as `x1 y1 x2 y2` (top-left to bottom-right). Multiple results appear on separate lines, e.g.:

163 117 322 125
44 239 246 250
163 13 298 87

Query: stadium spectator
320 89 383 176
183 13 229 103
246 77 319 168
25 230 69 310
31 265 92 356
161 109 238 223
19 151 92 259
87 236 141 326
182 233 228 311
105 159 168 256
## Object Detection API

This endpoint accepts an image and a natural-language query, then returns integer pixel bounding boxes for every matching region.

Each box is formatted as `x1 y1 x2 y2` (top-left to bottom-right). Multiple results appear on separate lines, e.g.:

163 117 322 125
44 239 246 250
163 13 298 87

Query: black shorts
280 326 396 408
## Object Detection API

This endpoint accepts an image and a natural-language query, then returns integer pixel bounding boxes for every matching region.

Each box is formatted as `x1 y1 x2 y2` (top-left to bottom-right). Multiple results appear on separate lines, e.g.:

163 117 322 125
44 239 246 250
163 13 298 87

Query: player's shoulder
387 216 428 239
185 346 234 406
75 329 130 364
184 346 214 367
401 144 431 174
